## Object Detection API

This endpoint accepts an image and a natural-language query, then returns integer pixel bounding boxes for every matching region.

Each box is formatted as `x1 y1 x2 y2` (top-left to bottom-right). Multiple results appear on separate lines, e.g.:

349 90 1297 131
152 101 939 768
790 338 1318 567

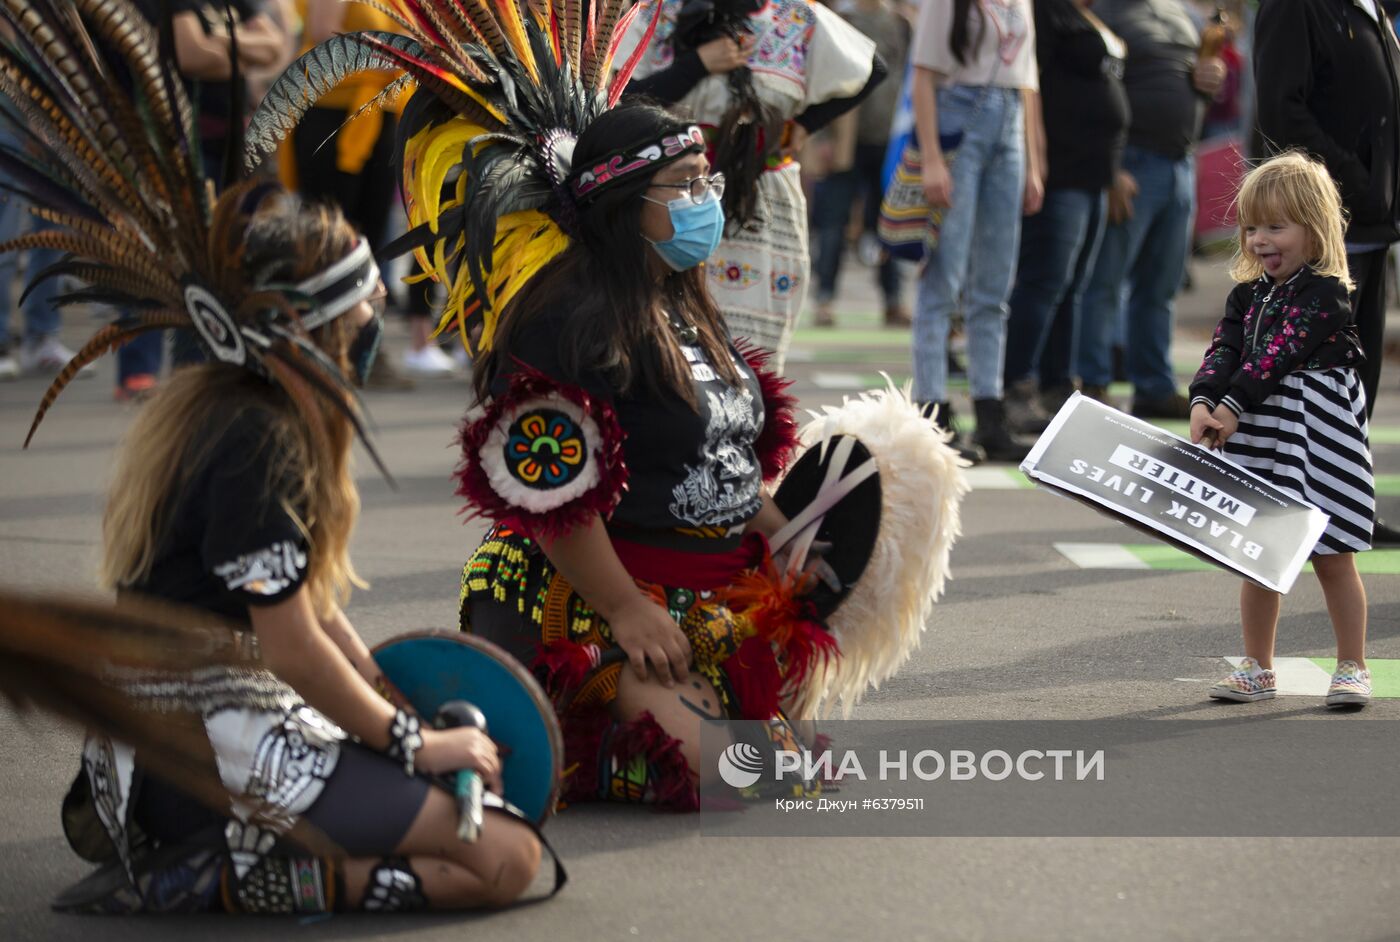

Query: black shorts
135 741 432 857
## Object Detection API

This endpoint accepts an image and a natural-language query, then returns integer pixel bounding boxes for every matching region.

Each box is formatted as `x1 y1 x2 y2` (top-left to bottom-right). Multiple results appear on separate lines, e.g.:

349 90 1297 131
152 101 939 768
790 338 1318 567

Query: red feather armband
737 340 800 483
455 370 629 540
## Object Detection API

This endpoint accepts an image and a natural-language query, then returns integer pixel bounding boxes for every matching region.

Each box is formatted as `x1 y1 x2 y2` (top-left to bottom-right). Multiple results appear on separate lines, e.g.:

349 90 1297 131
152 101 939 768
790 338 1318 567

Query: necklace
664 308 700 344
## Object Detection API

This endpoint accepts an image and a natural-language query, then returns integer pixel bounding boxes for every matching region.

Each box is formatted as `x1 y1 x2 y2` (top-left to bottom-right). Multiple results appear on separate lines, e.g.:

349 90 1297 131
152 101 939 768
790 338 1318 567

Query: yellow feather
461 85 507 124
493 0 540 82
428 210 570 353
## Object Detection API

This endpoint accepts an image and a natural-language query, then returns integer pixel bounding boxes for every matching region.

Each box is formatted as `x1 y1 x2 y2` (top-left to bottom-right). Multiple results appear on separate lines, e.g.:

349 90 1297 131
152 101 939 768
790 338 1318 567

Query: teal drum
372 631 563 823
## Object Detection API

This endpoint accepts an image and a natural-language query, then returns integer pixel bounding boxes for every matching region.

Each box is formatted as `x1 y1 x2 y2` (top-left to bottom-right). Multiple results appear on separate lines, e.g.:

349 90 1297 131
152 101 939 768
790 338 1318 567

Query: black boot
918 401 985 465
972 398 1032 463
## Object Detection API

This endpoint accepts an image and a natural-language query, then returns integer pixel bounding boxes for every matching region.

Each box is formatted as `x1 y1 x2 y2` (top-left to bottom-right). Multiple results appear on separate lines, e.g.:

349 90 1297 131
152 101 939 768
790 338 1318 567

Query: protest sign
1021 395 1328 592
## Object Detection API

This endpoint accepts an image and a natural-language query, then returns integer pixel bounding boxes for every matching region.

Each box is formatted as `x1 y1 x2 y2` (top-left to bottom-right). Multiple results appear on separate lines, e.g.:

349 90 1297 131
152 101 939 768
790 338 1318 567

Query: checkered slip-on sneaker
1209 657 1277 702
1325 660 1372 707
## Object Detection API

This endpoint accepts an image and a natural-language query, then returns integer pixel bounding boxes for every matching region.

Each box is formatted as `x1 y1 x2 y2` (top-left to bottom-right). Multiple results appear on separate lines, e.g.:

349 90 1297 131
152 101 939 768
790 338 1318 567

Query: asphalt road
1 257 1397 940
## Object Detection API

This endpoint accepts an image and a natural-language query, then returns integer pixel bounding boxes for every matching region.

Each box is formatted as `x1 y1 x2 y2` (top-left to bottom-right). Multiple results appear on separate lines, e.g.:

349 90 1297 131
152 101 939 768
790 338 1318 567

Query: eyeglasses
646 172 726 205
367 287 389 320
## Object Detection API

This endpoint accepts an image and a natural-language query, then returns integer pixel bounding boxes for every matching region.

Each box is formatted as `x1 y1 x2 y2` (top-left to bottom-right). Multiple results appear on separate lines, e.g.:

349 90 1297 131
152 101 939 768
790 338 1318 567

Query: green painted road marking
1054 542 1400 576
1125 544 1216 571
1309 657 1400 698
792 327 910 347
1375 475 1400 497
1219 657 1399 698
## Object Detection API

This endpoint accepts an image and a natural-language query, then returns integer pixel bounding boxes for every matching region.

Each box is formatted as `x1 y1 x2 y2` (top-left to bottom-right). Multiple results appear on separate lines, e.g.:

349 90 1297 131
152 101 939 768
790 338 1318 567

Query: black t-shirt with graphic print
494 308 767 534
128 408 309 625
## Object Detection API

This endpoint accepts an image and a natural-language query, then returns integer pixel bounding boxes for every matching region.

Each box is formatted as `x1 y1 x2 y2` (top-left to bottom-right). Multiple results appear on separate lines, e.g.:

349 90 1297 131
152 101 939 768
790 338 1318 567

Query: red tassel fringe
736 340 800 482
559 708 612 807
559 709 699 811
724 635 783 721
533 639 599 695
607 710 700 811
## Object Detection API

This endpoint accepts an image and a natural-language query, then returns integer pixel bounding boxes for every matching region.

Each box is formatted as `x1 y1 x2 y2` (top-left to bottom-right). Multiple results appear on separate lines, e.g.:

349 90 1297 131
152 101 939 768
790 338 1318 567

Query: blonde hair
1230 151 1353 290
101 200 365 618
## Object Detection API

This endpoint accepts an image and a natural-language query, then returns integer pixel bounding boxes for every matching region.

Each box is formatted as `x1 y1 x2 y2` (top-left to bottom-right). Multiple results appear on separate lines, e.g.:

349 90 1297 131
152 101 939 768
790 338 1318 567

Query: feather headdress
244 0 674 357
0 0 386 474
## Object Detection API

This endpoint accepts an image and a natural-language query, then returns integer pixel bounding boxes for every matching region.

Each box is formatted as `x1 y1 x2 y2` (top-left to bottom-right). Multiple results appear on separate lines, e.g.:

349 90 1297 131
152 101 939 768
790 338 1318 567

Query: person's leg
115 329 164 395
1347 248 1387 420
1124 153 1195 407
811 169 858 325
1313 553 1367 667
612 669 728 787
911 87 989 407
1043 190 1108 392
958 90 1031 458
856 142 888 236
963 90 1024 403
1078 146 1158 396
0 194 23 375
336 792 542 910
1240 581 1280 669
855 142 907 319
18 239 62 341
1078 216 1134 390
1003 188 1092 387
14 219 83 373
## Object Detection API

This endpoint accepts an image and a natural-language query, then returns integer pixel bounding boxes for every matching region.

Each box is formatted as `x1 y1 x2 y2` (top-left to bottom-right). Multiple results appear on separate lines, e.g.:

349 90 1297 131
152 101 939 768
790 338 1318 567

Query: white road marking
1053 542 1149 570
810 371 866 390
964 467 1025 490
1224 656 1332 697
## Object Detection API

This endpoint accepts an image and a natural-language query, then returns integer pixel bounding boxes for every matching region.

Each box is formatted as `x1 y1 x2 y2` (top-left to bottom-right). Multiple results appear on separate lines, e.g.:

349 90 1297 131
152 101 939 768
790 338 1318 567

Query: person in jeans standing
1254 0 1400 543
812 0 912 329
1076 0 1225 419
1002 0 1129 433
0 188 83 381
910 0 1045 463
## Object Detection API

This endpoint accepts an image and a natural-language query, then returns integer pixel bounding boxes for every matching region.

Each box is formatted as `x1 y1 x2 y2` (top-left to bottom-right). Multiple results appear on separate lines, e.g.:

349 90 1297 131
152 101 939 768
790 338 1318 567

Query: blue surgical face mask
644 191 725 271
348 314 383 386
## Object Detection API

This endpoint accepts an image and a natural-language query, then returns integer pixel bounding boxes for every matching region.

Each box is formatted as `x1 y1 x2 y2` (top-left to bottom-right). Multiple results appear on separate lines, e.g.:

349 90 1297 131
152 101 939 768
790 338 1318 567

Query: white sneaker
20 336 96 378
0 350 17 381
857 232 882 268
402 344 457 376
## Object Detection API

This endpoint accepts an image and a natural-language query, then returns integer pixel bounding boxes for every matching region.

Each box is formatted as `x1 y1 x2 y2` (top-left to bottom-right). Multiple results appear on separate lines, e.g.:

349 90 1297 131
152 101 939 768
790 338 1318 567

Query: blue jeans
813 143 903 305
1077 145 1195 397
1003 187 1107 388
117 331 164 383
912 86 1025 402
0 196 62 350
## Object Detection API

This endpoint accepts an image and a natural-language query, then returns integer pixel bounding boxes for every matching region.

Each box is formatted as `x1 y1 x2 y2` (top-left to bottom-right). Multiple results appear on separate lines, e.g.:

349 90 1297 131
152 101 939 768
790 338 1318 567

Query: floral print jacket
1188 268 1362 417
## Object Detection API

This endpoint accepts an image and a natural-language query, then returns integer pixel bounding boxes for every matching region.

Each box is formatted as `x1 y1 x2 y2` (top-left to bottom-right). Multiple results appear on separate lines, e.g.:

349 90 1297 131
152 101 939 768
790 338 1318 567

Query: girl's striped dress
1190 267 1373 554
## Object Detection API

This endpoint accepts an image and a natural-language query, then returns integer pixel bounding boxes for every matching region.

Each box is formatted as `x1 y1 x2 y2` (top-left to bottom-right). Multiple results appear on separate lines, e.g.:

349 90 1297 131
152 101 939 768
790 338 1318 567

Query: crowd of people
2 0 1395 460
0 0 1394 921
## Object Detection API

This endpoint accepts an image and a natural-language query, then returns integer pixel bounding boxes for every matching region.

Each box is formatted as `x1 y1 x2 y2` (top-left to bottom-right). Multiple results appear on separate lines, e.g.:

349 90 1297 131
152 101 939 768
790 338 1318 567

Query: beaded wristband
384 708 423 776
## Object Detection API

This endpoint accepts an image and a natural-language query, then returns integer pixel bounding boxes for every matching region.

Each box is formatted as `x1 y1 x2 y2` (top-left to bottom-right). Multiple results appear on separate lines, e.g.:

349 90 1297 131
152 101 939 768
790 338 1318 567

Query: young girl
1188 152 1373 708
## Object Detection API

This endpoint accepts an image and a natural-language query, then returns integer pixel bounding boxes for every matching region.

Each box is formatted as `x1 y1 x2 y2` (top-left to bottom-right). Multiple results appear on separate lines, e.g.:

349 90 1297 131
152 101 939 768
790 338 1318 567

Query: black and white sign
1021 394 1327 593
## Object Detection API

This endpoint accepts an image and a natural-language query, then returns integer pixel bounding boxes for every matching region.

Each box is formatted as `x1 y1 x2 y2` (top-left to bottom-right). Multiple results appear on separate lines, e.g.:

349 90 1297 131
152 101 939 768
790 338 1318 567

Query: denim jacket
1188 267 1362 417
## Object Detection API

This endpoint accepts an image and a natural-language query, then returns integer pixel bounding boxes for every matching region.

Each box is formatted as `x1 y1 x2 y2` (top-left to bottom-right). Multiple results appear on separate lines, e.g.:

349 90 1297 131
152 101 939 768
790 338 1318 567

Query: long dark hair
473 101 741 406
949 0 985 66
671 0 779 232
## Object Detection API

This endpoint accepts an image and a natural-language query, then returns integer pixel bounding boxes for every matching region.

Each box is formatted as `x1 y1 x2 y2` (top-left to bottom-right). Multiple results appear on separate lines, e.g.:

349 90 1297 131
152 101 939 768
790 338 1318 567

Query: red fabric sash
499 517 770 589
609 531 771 590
